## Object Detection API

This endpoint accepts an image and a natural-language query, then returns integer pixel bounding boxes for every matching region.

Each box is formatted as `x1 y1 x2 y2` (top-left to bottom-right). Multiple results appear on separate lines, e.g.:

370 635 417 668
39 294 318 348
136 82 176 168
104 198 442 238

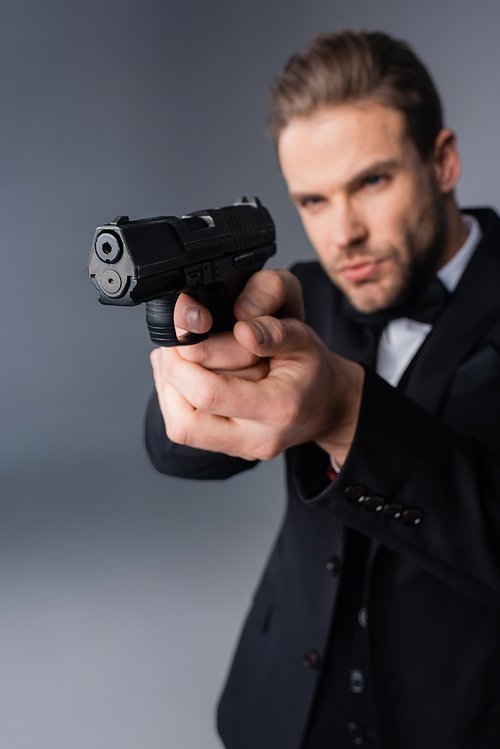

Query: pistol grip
146 297 209 347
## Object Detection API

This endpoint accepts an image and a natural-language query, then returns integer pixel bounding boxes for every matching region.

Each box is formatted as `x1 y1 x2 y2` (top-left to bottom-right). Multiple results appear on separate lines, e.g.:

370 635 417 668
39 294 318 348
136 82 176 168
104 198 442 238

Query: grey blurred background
1 0 499 746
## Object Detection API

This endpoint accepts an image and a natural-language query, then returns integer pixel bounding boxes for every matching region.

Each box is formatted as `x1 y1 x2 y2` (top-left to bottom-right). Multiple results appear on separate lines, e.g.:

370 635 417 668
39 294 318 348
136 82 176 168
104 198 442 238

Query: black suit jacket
145 208 500 749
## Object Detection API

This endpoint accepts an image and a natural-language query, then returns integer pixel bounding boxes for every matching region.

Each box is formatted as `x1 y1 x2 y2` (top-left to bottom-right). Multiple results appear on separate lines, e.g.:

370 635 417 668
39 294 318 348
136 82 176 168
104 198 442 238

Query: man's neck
438 196 469 269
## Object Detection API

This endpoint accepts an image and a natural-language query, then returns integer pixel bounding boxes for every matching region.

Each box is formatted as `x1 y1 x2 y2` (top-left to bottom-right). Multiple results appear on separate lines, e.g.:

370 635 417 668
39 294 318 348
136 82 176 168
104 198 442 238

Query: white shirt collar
437 213 482 292
376 213 483 388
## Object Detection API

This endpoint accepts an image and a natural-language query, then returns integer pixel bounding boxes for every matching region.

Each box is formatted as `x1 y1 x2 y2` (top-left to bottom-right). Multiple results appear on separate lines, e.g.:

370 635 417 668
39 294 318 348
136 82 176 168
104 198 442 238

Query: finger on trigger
173 293 213 334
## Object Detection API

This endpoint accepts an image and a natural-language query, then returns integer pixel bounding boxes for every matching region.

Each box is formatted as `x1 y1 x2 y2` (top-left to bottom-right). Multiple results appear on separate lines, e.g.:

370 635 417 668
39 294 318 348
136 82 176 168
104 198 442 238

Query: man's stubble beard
396 179 448 307
341 178 448 314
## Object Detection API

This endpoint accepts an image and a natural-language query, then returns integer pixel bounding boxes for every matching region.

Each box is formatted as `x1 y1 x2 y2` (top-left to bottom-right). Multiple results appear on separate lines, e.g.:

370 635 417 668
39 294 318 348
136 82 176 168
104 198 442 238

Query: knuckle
260 268 283 287
250 267 278 287
254 436 283 461
166 420 189 446
276 400 300 430
264 385 301 430
251 269 284 309
261 269 286 303
262 317 286 349
192 380 219 412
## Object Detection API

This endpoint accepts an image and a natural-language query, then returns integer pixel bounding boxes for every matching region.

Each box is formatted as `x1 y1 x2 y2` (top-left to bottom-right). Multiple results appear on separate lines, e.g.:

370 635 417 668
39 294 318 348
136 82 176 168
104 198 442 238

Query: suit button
345 485 366 503
303 649 320 669
358 607 368 628
346 721 365 745
326 555 341 575
383 503 403 519
349 669 365 693
402 508 423 525
363 495 385 512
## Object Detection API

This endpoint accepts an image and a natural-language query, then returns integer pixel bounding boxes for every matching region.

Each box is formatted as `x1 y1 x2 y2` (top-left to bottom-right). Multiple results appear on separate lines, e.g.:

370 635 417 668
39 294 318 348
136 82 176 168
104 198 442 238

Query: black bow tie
342 275 451 332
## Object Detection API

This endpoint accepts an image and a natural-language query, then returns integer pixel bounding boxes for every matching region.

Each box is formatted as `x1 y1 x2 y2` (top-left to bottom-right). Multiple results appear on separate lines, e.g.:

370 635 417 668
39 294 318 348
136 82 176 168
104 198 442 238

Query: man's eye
300 196 324 208
364 174 384 187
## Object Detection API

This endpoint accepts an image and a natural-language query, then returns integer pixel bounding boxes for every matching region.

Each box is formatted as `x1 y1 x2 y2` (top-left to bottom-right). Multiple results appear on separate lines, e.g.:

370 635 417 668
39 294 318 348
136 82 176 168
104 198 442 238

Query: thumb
234 316 311 359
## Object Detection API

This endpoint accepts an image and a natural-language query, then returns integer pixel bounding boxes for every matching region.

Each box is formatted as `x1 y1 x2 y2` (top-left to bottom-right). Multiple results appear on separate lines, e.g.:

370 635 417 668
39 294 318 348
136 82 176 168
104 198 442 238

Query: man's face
278 101 446 312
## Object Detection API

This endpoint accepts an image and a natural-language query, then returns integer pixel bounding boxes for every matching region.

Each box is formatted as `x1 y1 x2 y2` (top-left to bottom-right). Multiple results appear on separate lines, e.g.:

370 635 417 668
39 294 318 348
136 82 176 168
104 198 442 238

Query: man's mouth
339 258 385 283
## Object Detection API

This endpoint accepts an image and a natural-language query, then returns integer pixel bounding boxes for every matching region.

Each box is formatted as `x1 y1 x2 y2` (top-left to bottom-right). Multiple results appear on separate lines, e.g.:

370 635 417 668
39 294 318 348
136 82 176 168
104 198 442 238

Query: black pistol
88 197 276 346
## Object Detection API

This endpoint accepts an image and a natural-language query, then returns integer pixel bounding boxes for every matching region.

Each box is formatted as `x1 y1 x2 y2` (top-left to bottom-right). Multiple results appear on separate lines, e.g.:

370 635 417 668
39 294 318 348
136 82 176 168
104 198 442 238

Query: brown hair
268 31 443 161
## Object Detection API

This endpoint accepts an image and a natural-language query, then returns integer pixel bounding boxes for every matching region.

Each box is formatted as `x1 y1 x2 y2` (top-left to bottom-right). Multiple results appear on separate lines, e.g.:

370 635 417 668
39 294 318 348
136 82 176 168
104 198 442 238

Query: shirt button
358 607 368 628
349 669 365 693
383 503 403 519
326 555 341 575
402 508 424 525
363 495 385 512
346 721 365 745
303 649 320 669
344 485 366 503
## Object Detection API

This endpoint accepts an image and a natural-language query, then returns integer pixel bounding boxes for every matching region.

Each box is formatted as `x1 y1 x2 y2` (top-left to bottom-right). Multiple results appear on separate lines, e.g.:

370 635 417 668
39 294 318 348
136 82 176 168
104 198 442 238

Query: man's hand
169 269 304 381
150 270 364 467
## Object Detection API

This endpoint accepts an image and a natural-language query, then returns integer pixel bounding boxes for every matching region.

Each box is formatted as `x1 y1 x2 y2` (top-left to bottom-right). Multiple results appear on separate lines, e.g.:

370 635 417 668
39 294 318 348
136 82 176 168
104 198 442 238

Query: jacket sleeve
145 390 259 480
289 366 500 611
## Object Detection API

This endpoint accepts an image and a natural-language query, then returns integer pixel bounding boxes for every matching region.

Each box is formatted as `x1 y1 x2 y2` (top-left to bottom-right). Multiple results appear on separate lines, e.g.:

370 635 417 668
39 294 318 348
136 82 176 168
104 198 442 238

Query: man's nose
330 200 367 249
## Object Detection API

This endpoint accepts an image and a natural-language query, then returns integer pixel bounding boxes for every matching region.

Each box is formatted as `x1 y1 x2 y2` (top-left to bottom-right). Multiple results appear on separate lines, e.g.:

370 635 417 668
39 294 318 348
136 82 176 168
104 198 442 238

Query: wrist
315 357 364 469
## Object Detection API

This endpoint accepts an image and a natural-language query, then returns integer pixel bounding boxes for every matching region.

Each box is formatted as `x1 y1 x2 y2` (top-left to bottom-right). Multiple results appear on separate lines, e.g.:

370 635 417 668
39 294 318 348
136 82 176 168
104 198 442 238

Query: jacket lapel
401 209 500 414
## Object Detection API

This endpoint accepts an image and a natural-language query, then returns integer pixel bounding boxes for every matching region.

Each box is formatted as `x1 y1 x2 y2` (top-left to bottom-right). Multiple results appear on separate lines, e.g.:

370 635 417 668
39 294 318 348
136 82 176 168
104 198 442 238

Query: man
146 31 500 748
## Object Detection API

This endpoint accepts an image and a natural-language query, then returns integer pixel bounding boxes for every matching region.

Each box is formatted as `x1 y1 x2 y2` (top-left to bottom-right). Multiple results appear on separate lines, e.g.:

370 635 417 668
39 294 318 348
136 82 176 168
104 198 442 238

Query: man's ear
432 128 462 194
